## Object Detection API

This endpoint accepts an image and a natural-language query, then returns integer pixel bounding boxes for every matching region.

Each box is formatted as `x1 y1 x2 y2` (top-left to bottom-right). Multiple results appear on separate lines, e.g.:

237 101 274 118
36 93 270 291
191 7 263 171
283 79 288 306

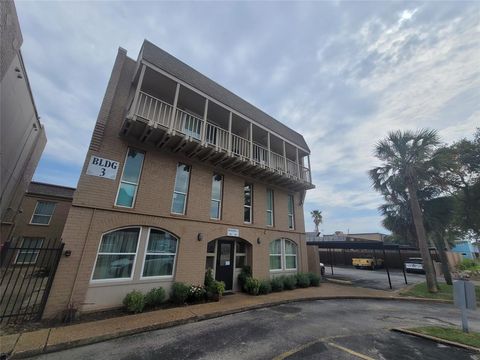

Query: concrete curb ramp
0 284 453 359
392 328 480 353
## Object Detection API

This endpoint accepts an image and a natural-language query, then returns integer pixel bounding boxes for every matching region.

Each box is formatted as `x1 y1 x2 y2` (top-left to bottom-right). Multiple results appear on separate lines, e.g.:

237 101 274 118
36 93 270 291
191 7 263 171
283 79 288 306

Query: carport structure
307 241 427 290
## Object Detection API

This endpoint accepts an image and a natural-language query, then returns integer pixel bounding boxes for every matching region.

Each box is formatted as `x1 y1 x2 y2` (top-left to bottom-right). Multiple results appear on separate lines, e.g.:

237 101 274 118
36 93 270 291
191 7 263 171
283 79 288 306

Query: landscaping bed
400 281 480 304
406 326 480 349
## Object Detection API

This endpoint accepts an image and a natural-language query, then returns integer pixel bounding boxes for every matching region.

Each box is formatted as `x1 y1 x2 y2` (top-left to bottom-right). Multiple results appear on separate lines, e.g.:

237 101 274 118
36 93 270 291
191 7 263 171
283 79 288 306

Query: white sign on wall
227 228 239 237
86 155 119 180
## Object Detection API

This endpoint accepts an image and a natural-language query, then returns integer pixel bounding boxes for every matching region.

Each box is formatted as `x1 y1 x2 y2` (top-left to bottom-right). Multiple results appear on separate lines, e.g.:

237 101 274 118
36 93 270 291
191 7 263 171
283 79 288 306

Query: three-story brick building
44 41 315 318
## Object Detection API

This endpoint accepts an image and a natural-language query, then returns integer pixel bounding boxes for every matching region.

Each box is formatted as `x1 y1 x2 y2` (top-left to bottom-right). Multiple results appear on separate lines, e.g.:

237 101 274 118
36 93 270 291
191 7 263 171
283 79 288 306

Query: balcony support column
267 132 271 167
201 99 209 145
128 64 146 119
169 83 180 131
307 155 311 182
249 122 253 163
228 112 232 155
296 148 300 180
283 141 287 174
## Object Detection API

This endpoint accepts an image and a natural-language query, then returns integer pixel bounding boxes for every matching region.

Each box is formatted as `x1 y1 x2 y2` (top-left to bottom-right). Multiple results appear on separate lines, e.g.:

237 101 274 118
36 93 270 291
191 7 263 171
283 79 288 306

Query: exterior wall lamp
197 233 204 241
257 237 261 244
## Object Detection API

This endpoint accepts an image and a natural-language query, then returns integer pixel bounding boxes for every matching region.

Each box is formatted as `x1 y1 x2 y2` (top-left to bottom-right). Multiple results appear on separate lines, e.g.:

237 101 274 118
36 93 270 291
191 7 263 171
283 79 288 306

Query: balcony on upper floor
120 64 314 191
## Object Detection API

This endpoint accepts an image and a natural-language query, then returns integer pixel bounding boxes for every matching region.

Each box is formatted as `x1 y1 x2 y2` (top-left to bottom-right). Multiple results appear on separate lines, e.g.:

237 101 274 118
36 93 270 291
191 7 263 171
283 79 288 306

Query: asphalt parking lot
27 299 480 360
324 265 427 290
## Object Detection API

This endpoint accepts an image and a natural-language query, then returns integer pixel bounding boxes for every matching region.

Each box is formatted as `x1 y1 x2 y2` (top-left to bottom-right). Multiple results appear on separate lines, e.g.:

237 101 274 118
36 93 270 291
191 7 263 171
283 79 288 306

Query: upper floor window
266 189 274 227
141 229 178 278
210 174 223 220
115 148 145 208
31 201 56 225
171 163 191 215
287 194 295 230
92 228 140 281
244 183 253 223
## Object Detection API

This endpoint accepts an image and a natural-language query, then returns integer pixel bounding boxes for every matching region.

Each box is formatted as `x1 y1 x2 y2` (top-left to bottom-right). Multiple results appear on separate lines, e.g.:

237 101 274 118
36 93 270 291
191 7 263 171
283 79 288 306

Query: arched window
269 238 297 271
92 228 140 281
141 229 178 278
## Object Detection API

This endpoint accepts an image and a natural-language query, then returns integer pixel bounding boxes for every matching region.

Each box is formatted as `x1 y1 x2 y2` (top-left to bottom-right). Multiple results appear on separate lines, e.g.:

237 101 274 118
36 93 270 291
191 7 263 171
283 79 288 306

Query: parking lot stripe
327 342 375 360
272 339 322 360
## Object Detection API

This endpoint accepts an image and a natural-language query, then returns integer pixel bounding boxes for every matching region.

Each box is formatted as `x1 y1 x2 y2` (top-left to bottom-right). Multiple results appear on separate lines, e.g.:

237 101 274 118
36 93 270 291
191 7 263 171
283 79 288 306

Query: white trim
141 59 310 154
269 238 297 272
90 227 142 283
139 227 179 280
243 183 253 224
30 201 56 225
14 238 44 264
171 163 191 215
210 174 223 220
114 148 145 208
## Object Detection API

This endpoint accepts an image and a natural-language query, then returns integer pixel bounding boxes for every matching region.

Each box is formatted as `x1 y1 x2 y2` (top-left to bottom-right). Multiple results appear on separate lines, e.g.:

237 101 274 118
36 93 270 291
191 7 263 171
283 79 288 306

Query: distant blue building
451 240 479 260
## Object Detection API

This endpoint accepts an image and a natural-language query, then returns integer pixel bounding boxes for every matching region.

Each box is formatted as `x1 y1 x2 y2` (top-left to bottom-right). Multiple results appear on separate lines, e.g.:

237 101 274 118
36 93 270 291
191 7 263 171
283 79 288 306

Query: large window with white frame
115 148 145 208
171 163 191 215
92 228 140 281
287 194 295 230
266 189 274 227
30 201 56 225
269 238 297 271
15 237 44 264
244 183 253 223
210 174 223 220
141 229 178 278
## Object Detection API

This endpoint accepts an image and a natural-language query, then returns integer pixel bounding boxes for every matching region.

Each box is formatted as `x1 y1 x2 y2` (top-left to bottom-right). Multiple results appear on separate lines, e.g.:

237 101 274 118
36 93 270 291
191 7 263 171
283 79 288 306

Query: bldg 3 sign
86 155 119 180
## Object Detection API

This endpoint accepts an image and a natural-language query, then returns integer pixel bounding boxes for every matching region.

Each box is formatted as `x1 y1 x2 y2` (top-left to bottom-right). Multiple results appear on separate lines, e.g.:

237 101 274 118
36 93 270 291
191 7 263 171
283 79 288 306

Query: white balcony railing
131 91 312 184
253 143 269 167
231 134 250 158
173 109 203 140
206 122 229 151
135 91 173 127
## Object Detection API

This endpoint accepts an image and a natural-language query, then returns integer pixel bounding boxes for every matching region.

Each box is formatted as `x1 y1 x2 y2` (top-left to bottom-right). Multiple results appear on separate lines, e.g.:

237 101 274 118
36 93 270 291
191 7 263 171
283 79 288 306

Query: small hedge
282 275 297 290
296 273 310 288
271 277 284 292
308 272 321 287
123 290 145 313
145 287 166 307
238 266 252 291
259 280 272 294
170 282 190 305
244 277 261 295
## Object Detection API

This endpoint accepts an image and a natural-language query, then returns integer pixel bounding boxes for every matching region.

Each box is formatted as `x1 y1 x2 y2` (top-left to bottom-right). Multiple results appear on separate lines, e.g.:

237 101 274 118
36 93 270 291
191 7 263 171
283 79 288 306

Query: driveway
324 265 427 290
27 299 479 360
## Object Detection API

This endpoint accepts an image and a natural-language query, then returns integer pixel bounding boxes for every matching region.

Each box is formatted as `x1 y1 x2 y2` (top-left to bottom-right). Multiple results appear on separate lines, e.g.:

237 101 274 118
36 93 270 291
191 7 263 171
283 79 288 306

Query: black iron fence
0 237 64 324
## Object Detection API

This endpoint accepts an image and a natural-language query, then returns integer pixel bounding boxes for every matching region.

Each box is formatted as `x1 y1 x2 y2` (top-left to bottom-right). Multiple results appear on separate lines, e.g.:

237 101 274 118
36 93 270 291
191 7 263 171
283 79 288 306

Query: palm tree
370 129 440 293
311 210 323 234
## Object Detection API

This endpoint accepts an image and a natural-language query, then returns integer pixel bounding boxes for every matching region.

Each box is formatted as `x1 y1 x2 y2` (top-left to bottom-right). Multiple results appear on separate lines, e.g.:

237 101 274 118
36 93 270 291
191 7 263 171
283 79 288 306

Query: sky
16 1 479 235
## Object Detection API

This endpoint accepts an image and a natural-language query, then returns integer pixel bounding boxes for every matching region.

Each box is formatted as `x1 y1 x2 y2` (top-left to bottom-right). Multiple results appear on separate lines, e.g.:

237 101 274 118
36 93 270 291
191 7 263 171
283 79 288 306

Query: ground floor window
142 229 178 278
269 238 297 272
15 237 44 264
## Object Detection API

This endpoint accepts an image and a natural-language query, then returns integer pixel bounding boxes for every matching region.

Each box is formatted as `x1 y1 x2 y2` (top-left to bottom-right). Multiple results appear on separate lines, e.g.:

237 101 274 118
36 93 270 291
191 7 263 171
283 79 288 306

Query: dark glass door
215 240 234 290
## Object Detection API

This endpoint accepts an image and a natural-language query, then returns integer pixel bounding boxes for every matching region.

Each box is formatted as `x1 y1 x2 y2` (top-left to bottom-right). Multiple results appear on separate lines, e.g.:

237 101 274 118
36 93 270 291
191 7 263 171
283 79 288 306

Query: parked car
404 257 425 274
352 257 383 270
320 262 325 276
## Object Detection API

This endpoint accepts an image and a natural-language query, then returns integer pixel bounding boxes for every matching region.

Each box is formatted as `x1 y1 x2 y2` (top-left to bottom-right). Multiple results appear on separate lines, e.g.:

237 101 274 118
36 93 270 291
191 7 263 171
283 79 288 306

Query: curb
324 278 353 285
391 328 480 353
5 296 454 359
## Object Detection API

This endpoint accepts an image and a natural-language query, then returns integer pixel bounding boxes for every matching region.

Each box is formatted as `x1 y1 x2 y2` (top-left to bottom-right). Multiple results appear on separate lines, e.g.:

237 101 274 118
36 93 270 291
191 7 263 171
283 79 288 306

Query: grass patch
408 326 480 348
400 281 480 303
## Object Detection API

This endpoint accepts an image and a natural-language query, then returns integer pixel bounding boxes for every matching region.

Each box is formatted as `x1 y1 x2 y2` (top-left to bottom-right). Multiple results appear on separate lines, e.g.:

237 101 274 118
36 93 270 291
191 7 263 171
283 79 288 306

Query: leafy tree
311 210 323 234
370 129 441 293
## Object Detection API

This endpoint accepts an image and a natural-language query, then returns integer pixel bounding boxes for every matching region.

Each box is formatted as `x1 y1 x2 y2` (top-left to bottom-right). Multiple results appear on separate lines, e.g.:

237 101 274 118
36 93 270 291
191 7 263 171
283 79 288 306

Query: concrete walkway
0 283 449 359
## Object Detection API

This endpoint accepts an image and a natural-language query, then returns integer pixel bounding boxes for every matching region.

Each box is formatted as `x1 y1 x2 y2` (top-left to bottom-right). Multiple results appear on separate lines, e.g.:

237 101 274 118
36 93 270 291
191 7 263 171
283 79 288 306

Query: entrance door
215 240 234 290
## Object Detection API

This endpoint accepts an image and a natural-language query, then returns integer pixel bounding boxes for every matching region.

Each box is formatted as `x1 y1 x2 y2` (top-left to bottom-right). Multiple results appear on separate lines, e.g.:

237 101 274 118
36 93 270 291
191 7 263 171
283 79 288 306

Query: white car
404 257 425 274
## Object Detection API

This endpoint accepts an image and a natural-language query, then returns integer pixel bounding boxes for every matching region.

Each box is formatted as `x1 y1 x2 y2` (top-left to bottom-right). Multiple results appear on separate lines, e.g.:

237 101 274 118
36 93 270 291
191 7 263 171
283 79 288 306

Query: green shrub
238 266 252 291
206 280 225 300
282 275 296 290
145 287 166 307
188 285 206 303
170 282 190 305
270 277 284 292
308 272 321 287
296 273 310 288
204 268 215 288
244 277 261 295
123 290 145 313
259 280 272 295
457 259 480 271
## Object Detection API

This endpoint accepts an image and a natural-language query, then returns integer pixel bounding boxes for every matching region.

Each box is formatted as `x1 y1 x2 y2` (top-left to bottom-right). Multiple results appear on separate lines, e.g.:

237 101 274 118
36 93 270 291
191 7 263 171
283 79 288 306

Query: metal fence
0 237 64 324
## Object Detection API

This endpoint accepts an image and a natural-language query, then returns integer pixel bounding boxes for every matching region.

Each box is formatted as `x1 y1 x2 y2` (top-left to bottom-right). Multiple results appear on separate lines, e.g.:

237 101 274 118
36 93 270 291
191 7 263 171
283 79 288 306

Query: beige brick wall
43 48 311 319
